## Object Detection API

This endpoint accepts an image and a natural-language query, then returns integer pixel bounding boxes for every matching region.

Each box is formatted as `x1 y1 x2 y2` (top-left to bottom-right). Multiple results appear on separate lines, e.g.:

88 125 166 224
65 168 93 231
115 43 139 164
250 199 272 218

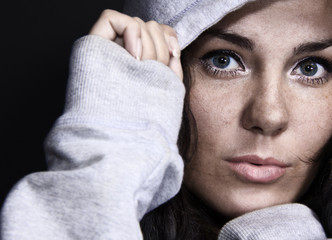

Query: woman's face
184 0 332 218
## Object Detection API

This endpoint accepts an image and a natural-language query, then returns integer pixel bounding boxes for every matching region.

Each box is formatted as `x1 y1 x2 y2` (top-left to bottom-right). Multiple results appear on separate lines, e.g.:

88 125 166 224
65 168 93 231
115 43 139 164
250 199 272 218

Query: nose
241 78 289 136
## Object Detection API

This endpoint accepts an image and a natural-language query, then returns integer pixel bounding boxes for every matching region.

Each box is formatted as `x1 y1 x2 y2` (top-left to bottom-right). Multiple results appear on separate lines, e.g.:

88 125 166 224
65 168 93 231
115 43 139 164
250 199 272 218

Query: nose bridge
241 72 289 136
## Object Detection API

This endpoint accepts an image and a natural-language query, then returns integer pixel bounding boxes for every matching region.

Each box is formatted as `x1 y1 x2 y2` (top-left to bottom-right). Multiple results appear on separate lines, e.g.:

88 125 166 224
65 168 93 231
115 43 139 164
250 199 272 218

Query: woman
1 0 331 239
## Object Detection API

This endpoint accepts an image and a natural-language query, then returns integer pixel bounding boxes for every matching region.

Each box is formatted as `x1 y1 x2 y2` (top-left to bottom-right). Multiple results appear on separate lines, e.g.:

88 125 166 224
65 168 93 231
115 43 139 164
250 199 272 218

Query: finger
145 21 170 65
161 25 183 80
89 10 142 59
133 18 157 60
169 55 183 81
161 25 181 59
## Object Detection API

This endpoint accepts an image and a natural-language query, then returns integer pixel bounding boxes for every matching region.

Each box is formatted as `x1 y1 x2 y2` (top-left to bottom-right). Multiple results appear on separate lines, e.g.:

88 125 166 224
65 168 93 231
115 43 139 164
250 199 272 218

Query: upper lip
226 155 289 168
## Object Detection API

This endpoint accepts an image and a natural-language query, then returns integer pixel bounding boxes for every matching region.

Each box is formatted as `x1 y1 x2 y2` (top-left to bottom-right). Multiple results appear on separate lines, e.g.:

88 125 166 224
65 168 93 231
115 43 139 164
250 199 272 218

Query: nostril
251 126 264 133
275 127 286 135
241 95 289 136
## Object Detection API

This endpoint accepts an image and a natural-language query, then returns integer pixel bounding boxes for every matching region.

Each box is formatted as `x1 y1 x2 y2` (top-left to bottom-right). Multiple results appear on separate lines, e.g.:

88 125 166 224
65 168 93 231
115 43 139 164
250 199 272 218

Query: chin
202 188 296 219
220 202 278 219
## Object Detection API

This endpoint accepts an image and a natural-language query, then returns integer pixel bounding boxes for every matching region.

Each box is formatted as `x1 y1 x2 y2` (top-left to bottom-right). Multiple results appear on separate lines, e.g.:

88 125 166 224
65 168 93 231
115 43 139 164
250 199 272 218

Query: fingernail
172 49 181 58
136 38 142 61
169 37 181 58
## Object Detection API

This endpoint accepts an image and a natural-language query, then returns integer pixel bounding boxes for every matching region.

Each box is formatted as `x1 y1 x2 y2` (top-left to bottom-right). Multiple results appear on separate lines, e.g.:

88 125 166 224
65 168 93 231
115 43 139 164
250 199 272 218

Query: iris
212 55 231 69
300 60 318 76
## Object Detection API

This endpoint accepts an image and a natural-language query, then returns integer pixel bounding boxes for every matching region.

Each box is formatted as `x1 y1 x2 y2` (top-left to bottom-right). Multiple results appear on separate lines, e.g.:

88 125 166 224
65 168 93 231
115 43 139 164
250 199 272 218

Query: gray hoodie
0 0 327 239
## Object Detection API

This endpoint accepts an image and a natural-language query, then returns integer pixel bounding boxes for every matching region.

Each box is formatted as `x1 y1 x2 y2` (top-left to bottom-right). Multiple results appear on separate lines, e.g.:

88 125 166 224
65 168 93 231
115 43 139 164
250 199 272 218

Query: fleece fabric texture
218 204 326 240
1 35 327 240
1 36 185 240
123 0 253 49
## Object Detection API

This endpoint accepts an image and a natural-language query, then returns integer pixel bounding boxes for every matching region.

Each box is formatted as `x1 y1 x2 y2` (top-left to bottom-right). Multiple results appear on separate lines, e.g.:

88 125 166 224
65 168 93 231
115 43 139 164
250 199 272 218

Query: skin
184 0 332 217
89 10 183 79
91 0 332 219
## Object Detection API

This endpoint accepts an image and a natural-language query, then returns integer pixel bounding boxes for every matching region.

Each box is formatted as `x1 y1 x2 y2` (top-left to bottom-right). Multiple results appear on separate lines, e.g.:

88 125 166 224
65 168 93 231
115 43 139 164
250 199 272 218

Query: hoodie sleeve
218 204 327 240
1 35 185 240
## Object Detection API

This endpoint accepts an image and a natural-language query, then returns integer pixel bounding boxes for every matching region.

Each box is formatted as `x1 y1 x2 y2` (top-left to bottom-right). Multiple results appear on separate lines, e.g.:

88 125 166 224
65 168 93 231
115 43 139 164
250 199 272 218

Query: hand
89 10 183 80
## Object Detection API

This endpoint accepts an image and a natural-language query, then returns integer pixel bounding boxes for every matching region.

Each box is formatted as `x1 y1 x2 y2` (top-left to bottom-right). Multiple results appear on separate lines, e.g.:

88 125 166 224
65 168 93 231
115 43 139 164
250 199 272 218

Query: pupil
301 61 318 76
305 65 314 73
214 55 230 68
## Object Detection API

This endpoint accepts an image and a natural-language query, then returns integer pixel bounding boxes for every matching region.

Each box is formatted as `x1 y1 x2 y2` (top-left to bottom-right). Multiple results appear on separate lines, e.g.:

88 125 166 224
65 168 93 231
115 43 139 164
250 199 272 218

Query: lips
226 155 288 183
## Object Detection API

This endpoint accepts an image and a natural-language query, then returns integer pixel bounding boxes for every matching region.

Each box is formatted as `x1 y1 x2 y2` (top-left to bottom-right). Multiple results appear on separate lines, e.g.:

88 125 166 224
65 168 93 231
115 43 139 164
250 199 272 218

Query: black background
1 1 124 207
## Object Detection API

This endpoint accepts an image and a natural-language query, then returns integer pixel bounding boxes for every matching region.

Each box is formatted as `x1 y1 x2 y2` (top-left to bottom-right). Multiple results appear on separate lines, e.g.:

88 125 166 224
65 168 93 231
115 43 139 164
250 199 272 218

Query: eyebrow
202 30 255 51
202 30 332 55
294 39 332 55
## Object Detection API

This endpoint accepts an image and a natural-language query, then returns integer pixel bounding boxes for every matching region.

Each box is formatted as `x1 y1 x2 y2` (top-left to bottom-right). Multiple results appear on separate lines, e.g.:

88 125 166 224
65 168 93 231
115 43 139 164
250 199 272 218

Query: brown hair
140 47 332 239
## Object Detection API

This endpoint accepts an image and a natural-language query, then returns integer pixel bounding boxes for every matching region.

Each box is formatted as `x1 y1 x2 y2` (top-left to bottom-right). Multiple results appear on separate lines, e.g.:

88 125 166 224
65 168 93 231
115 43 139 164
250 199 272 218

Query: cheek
290 94 332 158
185 82 332 217
189 83 244 148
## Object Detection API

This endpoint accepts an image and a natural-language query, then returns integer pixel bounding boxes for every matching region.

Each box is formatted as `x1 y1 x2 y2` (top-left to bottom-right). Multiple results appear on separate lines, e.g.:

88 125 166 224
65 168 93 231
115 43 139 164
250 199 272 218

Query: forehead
212 0 332 44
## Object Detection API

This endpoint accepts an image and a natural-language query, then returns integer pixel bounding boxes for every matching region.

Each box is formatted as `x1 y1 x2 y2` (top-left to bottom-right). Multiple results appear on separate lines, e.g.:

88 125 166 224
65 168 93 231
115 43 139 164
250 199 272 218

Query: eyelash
200 50 332 86
291 57 332 86
200 50 246 78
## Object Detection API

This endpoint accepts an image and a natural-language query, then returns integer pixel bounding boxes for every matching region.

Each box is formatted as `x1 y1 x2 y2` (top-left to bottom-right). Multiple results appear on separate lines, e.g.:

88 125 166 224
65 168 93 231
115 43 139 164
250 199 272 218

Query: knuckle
101 9 115 17
133 17 145 25
147 20 159 26
133 17 147 30
131 20 141 30
162 24 177 37
147 20 163 32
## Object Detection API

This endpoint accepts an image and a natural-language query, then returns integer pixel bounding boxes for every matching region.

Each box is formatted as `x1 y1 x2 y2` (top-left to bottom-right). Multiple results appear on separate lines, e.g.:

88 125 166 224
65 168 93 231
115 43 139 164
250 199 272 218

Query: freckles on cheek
189 88 246 158
292 99 332 158
190 88 236 136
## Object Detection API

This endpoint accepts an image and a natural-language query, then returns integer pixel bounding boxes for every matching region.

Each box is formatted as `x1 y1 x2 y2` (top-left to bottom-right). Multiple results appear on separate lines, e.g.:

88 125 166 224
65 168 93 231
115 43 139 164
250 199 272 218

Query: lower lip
227 162 286 183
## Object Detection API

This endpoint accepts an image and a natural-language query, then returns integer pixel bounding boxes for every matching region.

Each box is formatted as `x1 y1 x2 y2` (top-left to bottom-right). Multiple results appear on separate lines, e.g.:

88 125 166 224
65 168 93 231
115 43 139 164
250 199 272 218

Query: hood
123 0 254 50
